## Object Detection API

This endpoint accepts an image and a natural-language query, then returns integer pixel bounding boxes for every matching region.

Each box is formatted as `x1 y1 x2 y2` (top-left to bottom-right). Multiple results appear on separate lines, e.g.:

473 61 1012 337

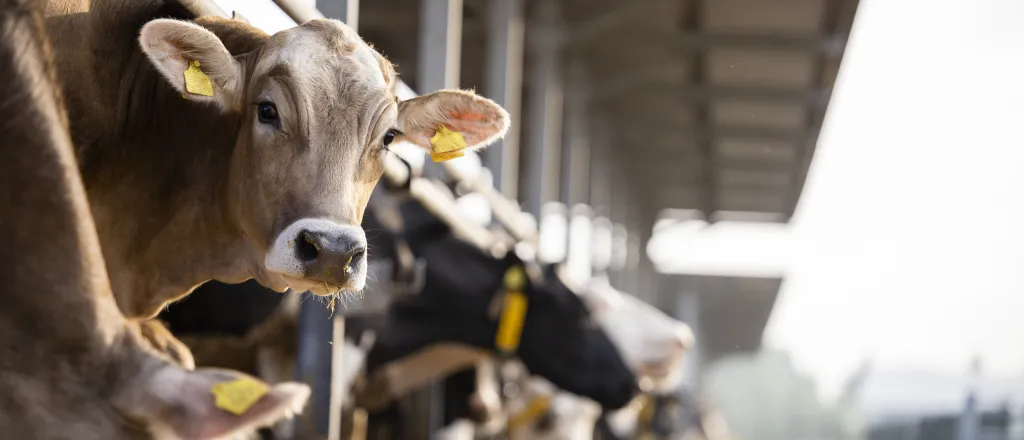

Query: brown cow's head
137 18 509 295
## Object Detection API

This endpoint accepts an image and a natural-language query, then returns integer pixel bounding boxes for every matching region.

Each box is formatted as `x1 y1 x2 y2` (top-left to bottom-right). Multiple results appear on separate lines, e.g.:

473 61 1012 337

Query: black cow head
361 198 637 410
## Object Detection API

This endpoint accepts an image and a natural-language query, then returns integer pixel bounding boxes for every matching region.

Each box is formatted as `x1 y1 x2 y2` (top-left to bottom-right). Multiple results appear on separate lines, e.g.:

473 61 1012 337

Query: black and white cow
348 196 637 438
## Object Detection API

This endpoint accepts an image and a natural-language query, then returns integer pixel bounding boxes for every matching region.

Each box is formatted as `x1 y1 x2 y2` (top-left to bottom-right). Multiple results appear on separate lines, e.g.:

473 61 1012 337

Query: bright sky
656 0 1024 400
219 0 1024 402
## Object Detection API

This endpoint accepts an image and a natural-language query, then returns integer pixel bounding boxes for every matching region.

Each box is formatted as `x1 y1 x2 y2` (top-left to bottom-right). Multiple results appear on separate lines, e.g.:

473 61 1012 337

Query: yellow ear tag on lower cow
429 125 466 162
183 59 215 97
210 376 269 415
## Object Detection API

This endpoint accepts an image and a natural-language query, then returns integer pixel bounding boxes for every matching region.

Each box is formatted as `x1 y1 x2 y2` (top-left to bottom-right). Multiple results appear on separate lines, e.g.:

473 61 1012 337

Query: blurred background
210 0 1024 438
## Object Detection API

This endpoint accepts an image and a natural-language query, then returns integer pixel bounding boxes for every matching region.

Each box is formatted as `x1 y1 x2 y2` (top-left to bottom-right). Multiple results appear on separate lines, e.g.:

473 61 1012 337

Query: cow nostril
346 247 367 268
296 231 319 262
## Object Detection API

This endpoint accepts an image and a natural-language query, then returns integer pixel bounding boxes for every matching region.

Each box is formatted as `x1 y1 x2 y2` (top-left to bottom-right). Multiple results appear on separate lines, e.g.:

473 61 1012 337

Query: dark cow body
362 198 636 407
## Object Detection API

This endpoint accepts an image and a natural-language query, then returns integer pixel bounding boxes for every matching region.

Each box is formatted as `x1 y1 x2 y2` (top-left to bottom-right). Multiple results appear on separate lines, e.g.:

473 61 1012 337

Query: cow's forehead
256 19 390 95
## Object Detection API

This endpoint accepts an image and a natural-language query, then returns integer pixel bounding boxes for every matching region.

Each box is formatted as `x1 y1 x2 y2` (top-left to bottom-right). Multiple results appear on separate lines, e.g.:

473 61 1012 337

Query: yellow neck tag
210 376 269 415
183 59 215 97
495 291 527 352
507 396 551 431
429 125 466 162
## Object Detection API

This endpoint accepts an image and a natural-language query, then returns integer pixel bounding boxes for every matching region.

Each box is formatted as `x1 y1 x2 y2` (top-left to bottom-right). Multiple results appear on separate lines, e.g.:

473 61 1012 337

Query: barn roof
356 0 860 223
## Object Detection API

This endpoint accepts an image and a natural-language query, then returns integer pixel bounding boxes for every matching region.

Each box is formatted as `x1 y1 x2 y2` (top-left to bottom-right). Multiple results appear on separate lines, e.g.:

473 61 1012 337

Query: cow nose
264 219 369 292
297 230 365 265
296 228 366 276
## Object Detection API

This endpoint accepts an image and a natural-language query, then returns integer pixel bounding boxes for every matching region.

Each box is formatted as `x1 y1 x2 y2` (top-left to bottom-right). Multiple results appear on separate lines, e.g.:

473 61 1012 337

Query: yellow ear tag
429 125 466 162
210 376 269 415
495 266 528 353
183 59 215 97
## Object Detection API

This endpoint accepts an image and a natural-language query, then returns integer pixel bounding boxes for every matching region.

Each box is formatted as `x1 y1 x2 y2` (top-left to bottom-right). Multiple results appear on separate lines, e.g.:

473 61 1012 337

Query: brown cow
0 0 311 437
41 0 510 321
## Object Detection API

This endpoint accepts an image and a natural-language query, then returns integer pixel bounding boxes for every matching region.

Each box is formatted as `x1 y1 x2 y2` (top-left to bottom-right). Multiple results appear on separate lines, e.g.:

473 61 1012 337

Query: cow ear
118 364 310 440
138 19 244 112
396 89 511 152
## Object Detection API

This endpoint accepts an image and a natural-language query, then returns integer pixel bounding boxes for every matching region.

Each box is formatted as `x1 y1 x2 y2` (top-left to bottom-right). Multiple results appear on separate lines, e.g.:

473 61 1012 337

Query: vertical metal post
416 3 465 430
622 213 642 297
327 316 346 440
673 277 702 390
296 298 334 438
483 0 524 199
417 0 463 180
418 0 463 91
522 0 563 218
636 206 658 303
562 60 590 208
317 0 358 29
306 4 359 439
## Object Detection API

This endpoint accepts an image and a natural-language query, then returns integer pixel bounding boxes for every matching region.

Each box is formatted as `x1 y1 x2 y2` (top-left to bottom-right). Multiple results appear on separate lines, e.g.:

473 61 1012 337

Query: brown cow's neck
46 0 258 318
0 2 160 436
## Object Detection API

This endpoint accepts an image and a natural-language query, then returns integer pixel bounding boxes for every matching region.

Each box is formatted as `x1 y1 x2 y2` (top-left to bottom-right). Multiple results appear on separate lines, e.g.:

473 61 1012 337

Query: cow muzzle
265 219 368 293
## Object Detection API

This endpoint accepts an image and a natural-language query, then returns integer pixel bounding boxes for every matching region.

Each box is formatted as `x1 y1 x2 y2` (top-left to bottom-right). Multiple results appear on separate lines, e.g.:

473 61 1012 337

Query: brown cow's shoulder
0 0 309 436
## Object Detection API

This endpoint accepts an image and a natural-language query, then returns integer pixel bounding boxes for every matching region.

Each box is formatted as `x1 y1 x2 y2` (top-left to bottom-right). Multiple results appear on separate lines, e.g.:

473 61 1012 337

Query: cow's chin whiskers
303 288 364 314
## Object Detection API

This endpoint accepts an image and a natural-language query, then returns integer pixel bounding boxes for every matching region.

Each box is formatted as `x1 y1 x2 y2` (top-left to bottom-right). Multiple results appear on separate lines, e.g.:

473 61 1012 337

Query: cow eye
383 129 397 147
257 102 278 123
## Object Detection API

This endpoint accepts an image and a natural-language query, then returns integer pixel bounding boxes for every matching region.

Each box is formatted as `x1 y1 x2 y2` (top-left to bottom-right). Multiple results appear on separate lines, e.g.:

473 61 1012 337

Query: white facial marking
264 218 365 280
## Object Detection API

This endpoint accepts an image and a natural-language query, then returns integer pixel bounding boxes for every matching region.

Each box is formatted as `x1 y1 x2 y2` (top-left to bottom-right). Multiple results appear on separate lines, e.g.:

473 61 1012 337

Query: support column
482 0 524 199
296 299 333 438
620 211 642 296
560 60 590 208
522 0 563 218
417 0 462 91
672 276 703 390
634 203 659 303
300 3 360 439
317 0 358 28
417 0 463 179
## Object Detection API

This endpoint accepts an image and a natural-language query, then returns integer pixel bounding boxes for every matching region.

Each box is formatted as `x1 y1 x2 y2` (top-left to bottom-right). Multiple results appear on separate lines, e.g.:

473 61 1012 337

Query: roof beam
574 30 846 54
677 32 847 54
593 81 831 105
563 0 673 47
608 124 810 143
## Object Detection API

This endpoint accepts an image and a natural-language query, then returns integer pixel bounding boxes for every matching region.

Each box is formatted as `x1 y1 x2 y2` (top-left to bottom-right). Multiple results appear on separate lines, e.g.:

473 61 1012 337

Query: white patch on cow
436 419 475 440
583 276 693 391
605 398 643 438
506 377 601 440
264 218 366 290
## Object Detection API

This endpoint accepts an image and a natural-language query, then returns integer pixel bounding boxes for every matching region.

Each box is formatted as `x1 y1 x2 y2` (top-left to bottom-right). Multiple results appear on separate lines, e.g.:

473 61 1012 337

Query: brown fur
41 0 509 371
43 0 399 318
0 0 310 437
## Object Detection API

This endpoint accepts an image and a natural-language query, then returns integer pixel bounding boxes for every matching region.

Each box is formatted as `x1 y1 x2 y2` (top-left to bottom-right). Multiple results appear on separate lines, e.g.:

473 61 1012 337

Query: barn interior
167 0 866 438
